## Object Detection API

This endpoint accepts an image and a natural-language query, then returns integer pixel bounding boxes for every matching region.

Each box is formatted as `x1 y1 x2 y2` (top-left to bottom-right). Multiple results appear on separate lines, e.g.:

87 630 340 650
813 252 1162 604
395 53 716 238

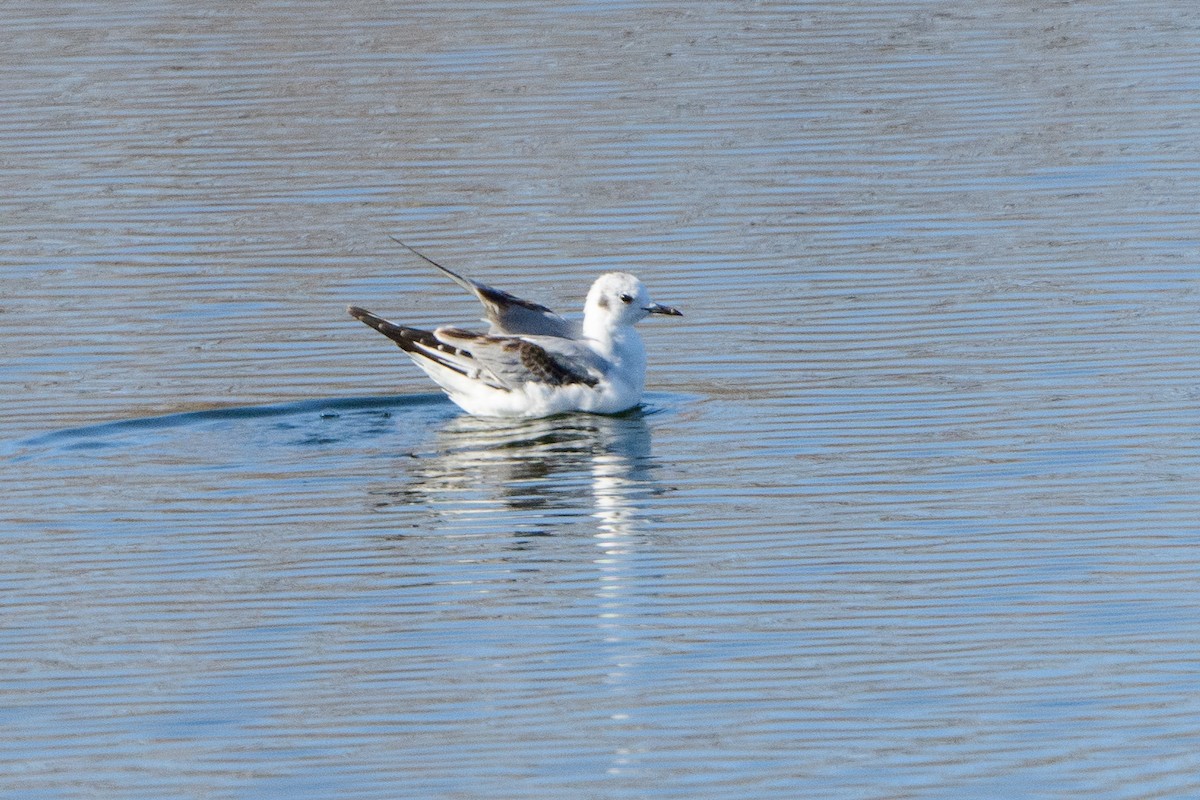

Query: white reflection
372 410 659 777
375 410 657 532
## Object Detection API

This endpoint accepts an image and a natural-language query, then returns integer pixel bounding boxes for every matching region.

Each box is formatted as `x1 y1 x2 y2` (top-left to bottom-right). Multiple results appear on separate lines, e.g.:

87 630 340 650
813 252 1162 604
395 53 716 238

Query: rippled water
5 1 1200 798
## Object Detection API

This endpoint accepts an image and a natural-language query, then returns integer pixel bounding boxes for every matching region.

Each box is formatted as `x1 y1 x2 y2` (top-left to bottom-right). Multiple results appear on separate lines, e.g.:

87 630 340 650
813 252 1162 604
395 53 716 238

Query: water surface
4 1 1200 798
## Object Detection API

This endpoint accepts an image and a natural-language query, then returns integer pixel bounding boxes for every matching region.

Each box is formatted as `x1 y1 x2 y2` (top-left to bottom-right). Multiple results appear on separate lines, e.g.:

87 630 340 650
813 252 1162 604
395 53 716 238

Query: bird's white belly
450 377 641 418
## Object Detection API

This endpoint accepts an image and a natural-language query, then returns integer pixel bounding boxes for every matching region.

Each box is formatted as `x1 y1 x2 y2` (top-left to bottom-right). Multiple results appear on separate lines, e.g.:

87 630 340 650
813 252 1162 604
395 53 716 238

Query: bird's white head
583 272 681 339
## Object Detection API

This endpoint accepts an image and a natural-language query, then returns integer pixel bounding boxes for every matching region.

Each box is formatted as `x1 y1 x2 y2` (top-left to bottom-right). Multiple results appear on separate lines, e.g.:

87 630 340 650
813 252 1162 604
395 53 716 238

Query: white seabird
349 242 681 418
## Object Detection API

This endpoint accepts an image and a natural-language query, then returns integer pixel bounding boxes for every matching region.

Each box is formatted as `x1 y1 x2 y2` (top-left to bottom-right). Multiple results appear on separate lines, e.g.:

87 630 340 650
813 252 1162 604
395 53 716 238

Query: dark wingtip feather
348 306 481 383
348 305 414 346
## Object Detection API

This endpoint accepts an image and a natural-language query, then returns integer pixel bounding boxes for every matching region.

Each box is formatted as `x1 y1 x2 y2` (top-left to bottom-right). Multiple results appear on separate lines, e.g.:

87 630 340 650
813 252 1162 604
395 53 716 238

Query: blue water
5 1 1200 798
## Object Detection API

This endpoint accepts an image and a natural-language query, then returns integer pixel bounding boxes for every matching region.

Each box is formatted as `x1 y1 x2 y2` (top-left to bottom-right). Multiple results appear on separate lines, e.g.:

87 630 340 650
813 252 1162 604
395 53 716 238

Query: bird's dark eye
619 293 634 304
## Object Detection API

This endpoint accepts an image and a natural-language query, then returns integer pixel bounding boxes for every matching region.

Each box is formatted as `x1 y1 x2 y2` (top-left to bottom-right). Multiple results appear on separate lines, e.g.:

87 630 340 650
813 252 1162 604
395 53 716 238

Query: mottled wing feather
505 338 599 387
436 328 601 389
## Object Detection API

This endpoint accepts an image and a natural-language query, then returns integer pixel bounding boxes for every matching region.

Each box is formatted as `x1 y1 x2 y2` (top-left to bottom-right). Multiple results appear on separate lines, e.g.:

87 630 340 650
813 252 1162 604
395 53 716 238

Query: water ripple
5 1 1200 798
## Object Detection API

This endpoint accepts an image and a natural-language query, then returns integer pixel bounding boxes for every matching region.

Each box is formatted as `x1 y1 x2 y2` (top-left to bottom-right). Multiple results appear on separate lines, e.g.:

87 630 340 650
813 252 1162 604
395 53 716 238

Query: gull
348 241 681 418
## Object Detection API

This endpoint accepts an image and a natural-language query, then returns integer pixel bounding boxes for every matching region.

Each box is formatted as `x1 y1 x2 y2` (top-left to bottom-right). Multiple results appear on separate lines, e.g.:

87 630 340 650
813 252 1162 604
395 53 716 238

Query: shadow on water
8 392 681 548
8 394 452 458
9 395 683 523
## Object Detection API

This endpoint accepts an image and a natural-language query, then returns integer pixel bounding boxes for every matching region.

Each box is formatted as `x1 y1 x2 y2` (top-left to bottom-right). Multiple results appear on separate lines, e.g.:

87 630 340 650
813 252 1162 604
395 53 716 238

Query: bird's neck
586 319 645 369
582 308 616 347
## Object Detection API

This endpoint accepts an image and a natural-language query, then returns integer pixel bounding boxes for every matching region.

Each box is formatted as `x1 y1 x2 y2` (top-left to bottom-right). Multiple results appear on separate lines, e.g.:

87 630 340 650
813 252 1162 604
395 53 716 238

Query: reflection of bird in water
349 240 680 418
367 408 661 766
369 410 661 532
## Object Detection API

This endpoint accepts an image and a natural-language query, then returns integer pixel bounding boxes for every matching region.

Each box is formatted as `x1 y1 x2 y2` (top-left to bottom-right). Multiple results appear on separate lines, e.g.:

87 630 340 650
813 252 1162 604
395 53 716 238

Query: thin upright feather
390 237 577 337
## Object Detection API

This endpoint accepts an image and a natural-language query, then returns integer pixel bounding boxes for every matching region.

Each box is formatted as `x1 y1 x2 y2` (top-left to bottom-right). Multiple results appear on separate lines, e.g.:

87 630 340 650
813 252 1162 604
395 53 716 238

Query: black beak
644 302 682 317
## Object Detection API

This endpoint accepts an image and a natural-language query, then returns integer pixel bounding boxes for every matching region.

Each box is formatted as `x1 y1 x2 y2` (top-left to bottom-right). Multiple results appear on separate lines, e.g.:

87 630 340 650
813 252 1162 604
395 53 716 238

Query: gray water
4 1 1200 798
